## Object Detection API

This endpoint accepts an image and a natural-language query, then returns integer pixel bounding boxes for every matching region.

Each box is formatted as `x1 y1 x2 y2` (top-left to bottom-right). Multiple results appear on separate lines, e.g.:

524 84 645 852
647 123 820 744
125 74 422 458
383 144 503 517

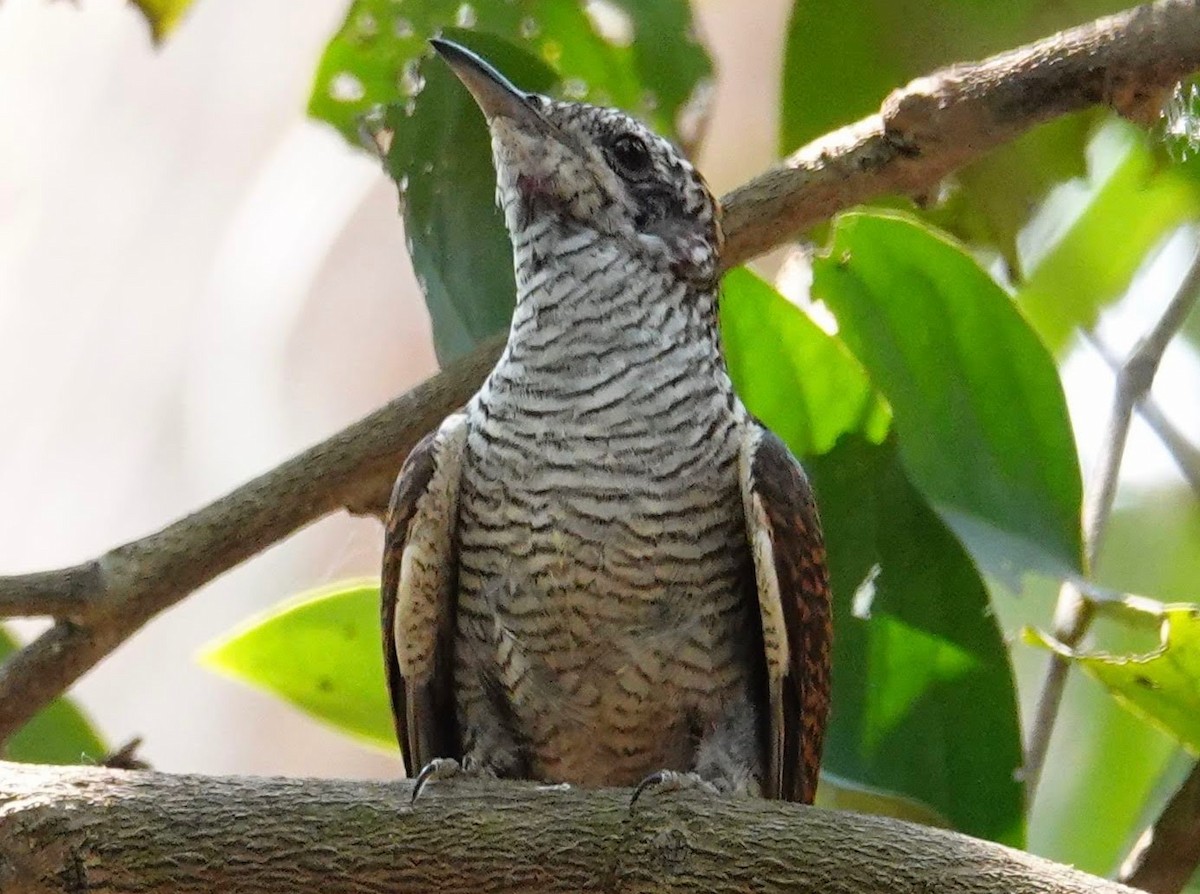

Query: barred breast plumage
454 223 758 786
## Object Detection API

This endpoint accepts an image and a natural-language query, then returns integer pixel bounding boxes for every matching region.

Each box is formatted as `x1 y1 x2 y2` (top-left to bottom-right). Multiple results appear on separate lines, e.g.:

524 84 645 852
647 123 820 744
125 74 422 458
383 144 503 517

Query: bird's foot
629 770 720 813
410 757 468 804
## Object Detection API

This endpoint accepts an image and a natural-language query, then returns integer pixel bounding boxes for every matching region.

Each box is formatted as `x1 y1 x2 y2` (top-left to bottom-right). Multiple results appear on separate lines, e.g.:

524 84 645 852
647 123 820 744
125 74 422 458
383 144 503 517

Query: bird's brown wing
381 413 469 777
739 426 833 803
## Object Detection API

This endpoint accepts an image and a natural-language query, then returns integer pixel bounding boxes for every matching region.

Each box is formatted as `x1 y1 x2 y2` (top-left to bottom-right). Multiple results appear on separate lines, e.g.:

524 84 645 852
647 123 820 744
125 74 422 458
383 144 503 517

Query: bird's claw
629 770 719 813
410 757 463 804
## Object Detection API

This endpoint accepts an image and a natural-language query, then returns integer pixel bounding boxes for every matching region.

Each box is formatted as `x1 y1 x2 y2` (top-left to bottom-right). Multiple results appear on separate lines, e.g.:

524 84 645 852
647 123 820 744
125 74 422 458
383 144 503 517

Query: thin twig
2 0 1200 743
1023 245 1200 803
1087 333 1200 493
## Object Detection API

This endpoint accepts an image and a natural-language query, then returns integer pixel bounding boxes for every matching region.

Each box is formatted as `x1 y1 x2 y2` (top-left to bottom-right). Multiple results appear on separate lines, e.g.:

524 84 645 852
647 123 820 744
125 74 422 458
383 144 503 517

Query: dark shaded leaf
384 32 555 362
809 436 1026 846
309 3 711 361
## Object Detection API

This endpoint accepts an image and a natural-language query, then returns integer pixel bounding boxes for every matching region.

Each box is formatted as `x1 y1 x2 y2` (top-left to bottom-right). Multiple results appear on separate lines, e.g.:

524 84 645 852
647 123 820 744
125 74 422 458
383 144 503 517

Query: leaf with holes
1026 604 1200 754
310 3 712 362
310 0 712 149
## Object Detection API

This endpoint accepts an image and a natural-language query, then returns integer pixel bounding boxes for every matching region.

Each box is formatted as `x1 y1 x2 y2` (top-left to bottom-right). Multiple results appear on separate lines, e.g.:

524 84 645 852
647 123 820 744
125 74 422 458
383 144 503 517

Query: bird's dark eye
610 134 652 177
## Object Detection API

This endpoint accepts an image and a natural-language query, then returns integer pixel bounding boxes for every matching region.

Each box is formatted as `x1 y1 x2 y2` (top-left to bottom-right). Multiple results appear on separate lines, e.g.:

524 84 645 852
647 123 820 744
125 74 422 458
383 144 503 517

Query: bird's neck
492 218 728 388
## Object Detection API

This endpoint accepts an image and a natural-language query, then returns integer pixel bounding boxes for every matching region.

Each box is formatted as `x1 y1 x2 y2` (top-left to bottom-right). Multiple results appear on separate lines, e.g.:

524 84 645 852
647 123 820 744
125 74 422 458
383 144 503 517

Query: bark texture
0 762 1143 894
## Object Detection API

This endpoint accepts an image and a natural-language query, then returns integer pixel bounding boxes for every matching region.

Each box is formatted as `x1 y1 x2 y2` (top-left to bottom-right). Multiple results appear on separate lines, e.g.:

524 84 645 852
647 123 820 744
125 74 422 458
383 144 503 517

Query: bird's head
431 38 722 289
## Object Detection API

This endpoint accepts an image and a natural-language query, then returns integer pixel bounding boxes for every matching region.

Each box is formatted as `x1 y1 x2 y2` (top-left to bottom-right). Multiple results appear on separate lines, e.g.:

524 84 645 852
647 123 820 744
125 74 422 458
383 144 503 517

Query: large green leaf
809 436 1025 846
200 580 395 752
1017 119 1200 353
309 4 711 362
812 211 1083 579
720 267 889 457
780 0 1130 260
0 626 106 765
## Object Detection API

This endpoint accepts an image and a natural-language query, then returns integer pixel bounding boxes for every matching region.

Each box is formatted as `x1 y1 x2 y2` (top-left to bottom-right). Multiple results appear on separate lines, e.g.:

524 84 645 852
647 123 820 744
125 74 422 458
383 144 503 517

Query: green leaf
1017 119 1200 353
130 0 195 41
720 267 889 456
384 32 556 363
309 0 712 148
809 435 1025 846
811 211 1083 579
0 626 106 765
779 0 1130 259
200 580 395 752
1026 604 1200 754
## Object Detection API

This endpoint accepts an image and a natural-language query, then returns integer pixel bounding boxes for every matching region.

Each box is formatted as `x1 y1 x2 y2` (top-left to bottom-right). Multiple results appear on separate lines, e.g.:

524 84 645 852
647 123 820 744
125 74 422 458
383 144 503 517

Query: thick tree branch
0 761 1145 894
720 0 1200 268
3 0 1200 742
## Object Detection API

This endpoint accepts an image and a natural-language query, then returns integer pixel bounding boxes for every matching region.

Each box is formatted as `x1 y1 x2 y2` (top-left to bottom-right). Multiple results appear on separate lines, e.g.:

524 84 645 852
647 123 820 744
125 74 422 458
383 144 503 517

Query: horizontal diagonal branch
0 338 502 740
2 0 1200 742
0 762 1143 894
721 0 1200 268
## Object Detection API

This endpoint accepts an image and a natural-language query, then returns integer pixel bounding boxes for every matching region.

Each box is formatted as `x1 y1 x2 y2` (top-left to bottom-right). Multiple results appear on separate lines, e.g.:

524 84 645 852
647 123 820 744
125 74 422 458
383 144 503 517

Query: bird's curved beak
430 38 536 125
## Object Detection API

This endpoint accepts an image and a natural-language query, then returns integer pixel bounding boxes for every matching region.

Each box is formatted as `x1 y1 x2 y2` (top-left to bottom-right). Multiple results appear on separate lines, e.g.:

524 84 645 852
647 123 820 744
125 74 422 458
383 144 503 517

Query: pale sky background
0 0 1196 806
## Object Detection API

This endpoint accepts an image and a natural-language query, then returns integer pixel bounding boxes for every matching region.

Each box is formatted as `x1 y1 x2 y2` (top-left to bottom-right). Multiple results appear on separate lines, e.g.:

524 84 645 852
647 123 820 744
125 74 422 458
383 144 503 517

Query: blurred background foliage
7 0 1200 889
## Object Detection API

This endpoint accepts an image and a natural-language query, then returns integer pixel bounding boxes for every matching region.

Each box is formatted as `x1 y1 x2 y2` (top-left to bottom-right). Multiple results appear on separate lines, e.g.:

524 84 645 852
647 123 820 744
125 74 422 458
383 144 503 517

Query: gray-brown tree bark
0 761 1143 894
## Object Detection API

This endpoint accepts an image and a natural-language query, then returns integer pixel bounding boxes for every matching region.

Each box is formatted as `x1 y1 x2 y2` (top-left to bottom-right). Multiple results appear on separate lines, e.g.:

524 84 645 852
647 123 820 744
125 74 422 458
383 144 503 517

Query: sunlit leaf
199 580 395 752
1017 119 1200 353
0 626 106 765
1026 604 1200 753
130 0 196 42
810 436 1025 846
812 211 1083 580
720 267 889 457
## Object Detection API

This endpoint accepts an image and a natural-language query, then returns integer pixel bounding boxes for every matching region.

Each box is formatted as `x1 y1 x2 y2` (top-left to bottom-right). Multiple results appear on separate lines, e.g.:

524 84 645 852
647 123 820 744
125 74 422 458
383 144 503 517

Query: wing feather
381 413 469 777
740 426 832 803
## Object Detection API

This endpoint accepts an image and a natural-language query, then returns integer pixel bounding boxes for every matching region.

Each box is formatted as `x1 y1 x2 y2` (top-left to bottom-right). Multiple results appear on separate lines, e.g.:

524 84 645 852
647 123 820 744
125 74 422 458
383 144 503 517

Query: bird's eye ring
610 134 652 177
